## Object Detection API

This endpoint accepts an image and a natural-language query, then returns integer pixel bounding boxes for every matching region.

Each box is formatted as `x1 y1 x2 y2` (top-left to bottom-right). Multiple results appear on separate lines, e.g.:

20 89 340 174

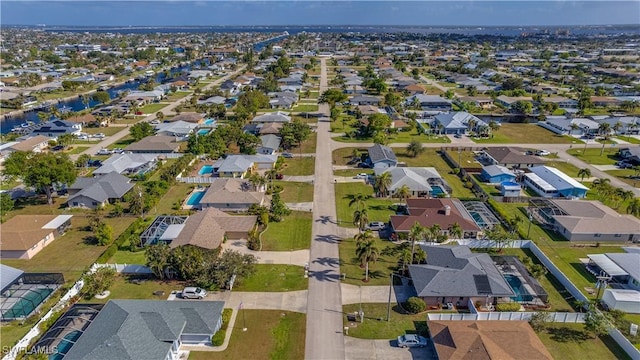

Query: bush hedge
496 303 522 312
404 297 427 314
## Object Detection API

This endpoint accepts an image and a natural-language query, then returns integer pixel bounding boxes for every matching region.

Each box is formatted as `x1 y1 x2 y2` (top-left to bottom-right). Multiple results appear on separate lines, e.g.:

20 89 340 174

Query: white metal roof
42 215 73 229
524 172 556 192
159 224 185 241
528 166 589 192
587 254 628 277
604 289 640 302
1 264 24 292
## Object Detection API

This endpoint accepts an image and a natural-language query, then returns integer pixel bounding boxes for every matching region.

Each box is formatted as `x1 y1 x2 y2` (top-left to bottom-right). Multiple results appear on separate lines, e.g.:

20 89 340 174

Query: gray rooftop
64 300 224 360
0 264 24 292
482 165 515 178
94 153 157 175
380 167 442 192
367 144 397 165
605 253 640 282
68 172 134 203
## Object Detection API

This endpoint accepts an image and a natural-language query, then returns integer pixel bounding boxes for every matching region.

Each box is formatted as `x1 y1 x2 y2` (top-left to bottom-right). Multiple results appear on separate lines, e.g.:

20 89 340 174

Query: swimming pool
504 274 533 302
197 129 210 136
3 288 53 319
431 185 446 196
198 165 213 175
50 330 82 360
186 191 205 206
204 119 216 125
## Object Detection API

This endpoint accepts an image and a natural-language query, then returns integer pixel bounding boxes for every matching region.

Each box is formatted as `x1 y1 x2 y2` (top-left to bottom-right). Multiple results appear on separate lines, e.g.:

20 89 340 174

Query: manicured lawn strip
604 169 640 188
567 148 620 165
154 182 195 215
83 126 124 136
332 147 369 166
281 157 316 176
105 136 135 150
342 303 428 339
189 310 306 360
79 275 187 303
141 103 168 114
165 91 191 101
545 161 582 177
472 174 502 196
298 132 317 153
616 136 640 144
537 323 631 360
334 182 395 227
292 104 319 112
472 124 579 144
261 211 312 251
109 250 147 264
233 265 307 292
338 237 396 286
334 132 450 144
274 181 314 203
334 169 375 177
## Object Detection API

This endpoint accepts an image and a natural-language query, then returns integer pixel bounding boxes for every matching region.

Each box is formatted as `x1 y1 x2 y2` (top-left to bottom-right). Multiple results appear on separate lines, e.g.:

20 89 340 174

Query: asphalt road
304 58 346 360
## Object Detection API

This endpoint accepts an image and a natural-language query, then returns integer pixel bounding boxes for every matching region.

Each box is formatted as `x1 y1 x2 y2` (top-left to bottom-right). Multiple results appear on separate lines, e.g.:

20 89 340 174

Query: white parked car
182 287 207 299
367 222 386 231
94 133 106 139
536 150 550 156
354 173 369 179
150 119 160 125
96 148 112 155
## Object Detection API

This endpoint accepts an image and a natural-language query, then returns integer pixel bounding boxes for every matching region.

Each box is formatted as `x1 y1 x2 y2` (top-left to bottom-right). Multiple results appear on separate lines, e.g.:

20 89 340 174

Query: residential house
169 208 257 249
390 198 482 239
0 215 72 259
457 96 494 109
349 95 382 106
67 172 134 209
403 84 426 94
495 95 533 109
408 245 514 307
619 147 640 164
429 320 553 360
122 90 164 105
431 112 487 135
344 85 367 95
258 134 281 155
251 112 292 124
93 153 158 176
154 120 198 140
197 96 226 106
367 144 397 170
524 166 589 198
212 155 255 178
406 94 453 111
124 135 181 153
199 179 267 212
587 251 640 313
480 147 546 169
6 135 50 153
29 120 82 137
538 199 640 242
63 300 225 360
378 167 450 198
171 112 205 124
541 116 599 135
480 165 516 184
543 96 579 109
268 92 298 109
590 96 623 108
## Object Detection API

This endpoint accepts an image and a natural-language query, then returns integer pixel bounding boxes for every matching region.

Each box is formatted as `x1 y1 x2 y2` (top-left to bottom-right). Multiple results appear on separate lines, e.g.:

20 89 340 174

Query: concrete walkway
198 290 309 313
221 239 310 267
284 175 315 182
341 284 415 305
286 202 313 212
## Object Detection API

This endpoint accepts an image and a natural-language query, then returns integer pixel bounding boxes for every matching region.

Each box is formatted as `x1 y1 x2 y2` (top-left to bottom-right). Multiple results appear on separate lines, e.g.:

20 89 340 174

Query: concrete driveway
344 337 435 360
341 284 416 305
175 290 308 313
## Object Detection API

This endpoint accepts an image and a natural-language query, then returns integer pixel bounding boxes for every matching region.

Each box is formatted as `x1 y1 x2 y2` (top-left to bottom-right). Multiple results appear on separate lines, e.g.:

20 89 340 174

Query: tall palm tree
356 238 380 282
626 197 640 217
570 122 580 135
354 229 374 246
448 222 463 240
612 121 623 136
353 208 370 233
598 122 611 139
394 185 411 205
428 224 442 242
375 172 392 198
349 193 368 211
409 222 424 263
578 168 591 181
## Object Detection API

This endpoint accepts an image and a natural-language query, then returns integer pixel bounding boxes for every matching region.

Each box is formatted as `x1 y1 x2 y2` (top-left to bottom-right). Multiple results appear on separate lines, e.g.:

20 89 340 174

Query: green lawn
274 181 314 203
334 182 396 227
153 183 195 215
165 91 191 101
189 310 306 360
342 303 428 339
83 126 125 136
473 124 580 144
545 161 582 178
109 250 147 264
334 169 375 177
443 149 483 169
141 103 168 114
567 148 620 165
604 169 640 188
65 145 90 154
79 275 187 303
334 131 450 144
292 104 319 112
233 265 307 292
537 323 631 360
298 132 317 154
261 211 312 251
338 237 396 286
106 136 135 150
281 157 316 176
615 136 640 144
332 147 369 166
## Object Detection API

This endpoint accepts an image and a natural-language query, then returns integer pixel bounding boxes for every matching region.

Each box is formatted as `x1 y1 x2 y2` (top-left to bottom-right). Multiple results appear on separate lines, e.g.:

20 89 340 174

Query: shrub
496 303 521 312
529 312 550 332
404 297 426 314
211 330 226 346
221 309 232 329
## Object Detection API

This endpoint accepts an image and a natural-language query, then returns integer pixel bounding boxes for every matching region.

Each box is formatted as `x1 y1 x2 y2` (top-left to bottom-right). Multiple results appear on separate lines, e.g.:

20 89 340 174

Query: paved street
305 57 346 360
344 338 434 360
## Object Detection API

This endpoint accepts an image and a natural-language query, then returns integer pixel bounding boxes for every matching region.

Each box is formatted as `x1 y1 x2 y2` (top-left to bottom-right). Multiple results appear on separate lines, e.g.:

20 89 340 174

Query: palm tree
356 238 380 282
394 185 411 205
354 229 374 246
448 222 463 240
612 121 623 136
375 172 392 198
349 193 368 211
406 140 424 158
570 122 580 135
353 208 370 233
626 197 640 217
598 122 611 139
578 168 591 181
428 224 442 242
409 222 424 262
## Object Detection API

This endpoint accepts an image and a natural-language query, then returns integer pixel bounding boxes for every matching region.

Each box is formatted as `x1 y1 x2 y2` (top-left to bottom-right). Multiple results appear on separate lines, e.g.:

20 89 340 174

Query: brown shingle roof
124 136 181 152
171 113 205 123
200 179 266 206
0 215 58 251
429 320 553 360
169 208 256 250
484 147 545 165
390 198 480 232
10 135 50 152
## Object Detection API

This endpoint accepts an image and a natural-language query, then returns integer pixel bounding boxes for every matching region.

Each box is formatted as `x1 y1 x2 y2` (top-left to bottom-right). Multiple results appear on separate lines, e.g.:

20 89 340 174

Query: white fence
93 263 152 274
177 177 216 184
428 312 585 323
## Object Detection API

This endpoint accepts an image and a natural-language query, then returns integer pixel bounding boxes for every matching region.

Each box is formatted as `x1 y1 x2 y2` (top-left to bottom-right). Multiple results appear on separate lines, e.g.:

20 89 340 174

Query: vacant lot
281 157 316 176
141 103 168 114
261 211 312 251
537 323 631 360
339 237 396 286
233 264 307 292
79 275 187 304
567 148 620 165
343 303 428 339
275 181 314 203
473 124 579 144
334 182 396 227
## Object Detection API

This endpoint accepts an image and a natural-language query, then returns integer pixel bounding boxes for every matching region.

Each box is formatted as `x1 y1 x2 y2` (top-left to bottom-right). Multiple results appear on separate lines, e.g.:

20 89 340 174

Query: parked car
454 133 462 138
354 173 369 179
617 161 633 169
536 150 550 156
357 162 371 168
397 334 428 348
276 173 284 180
182 287 207 299
150 119 160 125
96 148 112 155
94 133 106 139
367 222 386 231
51 145 64 152
282 152 294 158
112 148 124 154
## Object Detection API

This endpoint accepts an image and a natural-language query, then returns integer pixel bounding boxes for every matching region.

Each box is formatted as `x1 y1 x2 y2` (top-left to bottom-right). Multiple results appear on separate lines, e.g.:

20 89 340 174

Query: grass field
83 126 124 136
141 103 168 114
281 157 316 176
473 124 579 144
153 183 195 215
615 135 640 144
79 275 187 303
274 181 314 203
298 132 317 154
604 169 640 188
233 265 307 292
334 131 450 144
342 303 428 339
261 211 312 251
109 250 147 264
65 145 90 154
545 161 582 177
537 323 631 360
292 104 319 112
189 310 306 360
334 169 375 177
339 237 396 286
567 147 620 165
332 147 369 166
106 136 135 150
334 182 396 227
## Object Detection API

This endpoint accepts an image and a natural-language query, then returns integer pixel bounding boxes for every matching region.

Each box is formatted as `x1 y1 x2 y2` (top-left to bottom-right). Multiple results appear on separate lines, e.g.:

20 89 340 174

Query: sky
1 1 638 27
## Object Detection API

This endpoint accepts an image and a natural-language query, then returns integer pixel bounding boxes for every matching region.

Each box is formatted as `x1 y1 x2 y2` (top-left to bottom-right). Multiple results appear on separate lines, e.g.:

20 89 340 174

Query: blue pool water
197 129 210 136
198 165 213 175
4 288 53 319
204 119 216 125
431 186 446 196
50 330 81 360
504 274 533 302
186 191 205 206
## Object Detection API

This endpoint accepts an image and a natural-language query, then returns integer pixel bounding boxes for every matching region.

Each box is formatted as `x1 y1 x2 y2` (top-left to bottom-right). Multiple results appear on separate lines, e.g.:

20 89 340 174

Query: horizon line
3 23 639 28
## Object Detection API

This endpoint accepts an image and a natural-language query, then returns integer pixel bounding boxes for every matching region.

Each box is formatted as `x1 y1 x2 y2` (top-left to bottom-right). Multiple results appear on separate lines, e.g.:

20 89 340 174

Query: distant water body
37 25 640 36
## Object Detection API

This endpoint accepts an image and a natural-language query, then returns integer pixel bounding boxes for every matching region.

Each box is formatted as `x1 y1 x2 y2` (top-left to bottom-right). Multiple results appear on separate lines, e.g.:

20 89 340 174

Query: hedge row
95 217 153 263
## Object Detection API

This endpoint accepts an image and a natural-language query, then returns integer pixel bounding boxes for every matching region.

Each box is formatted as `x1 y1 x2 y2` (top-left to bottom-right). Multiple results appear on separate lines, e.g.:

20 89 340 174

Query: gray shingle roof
0 264 24 292
64 300 224 360
382 167 442 192
482 165 514 178
367 144 397 165
68 172 134 204
409 245 514 298
260 134 281 150
94 153 157 175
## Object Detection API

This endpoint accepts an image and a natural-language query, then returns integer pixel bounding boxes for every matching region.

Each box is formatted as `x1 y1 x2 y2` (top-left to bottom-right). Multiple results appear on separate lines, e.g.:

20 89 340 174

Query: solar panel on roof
473 274 492 294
